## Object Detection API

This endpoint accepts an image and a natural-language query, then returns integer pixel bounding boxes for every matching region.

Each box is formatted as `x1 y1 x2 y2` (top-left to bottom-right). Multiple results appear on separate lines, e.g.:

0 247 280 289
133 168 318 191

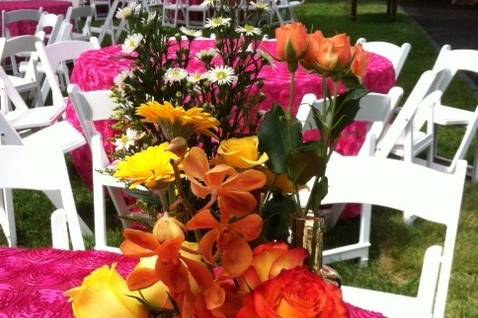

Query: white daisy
114 128 143 152
113 69 133 87
200 0 215 7
205 17 232 29
187 72 204 84
116 7 132 19
196 48 217 61
164 67 188 83
236 24 262 36
180 27 203 38
249 1 270 11
206 66 237 85
122 33 143 54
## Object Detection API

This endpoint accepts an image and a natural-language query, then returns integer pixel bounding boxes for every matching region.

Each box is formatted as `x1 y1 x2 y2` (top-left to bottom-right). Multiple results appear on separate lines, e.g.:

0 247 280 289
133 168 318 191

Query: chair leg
0 189 16 247
93 181 108 250
472 141 478 183
358 203 371 266
107 186 129 228
51 209 70 250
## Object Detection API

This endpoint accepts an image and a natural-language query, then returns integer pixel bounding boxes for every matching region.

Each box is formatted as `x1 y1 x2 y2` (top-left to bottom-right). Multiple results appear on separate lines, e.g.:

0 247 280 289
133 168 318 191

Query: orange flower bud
351 44 369 81
275 22 308 71
152 213 185 242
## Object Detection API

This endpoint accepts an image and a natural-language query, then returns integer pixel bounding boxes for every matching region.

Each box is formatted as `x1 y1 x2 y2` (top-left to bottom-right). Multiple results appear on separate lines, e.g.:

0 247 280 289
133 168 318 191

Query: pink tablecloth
66 40 395 218
0 1 70 36
0 247 385 317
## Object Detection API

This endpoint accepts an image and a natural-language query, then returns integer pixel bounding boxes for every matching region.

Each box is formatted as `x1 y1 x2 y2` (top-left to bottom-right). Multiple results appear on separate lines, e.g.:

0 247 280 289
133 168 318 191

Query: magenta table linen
0 1 70 36
0 247 385 317
66 39 395 218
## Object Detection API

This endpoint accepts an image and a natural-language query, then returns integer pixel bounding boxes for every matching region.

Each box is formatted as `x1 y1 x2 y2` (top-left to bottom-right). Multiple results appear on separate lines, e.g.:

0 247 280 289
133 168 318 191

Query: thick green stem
288 70 297 116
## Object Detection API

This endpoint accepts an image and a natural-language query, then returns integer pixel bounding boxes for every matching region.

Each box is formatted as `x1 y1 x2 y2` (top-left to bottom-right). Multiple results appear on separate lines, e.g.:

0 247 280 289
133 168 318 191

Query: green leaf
286 141 327 185
308 176 329 213
125 189 161 206
330 87 368 142
258 106 303 174
262 193 296 241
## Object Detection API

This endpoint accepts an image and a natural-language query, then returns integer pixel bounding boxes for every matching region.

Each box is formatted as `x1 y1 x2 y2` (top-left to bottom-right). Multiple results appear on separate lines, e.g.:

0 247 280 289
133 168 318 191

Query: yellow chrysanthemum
113 143 178 189
136 101 220 140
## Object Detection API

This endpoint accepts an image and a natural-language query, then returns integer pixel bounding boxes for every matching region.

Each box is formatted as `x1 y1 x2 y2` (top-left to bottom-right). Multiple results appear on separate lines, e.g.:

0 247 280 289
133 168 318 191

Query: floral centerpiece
66 2 368 317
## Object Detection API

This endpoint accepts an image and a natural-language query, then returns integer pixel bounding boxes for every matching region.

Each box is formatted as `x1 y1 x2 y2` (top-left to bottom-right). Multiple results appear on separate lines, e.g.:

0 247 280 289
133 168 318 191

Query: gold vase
292 213 341 287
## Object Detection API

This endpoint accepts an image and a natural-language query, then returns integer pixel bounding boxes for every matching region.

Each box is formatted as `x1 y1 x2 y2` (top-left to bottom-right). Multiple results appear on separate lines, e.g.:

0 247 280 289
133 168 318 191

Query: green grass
2 1 478 317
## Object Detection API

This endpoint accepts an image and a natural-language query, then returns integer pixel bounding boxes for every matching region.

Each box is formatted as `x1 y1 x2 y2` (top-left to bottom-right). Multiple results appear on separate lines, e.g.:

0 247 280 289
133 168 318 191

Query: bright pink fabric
0 1 70 36
66 40 395 217
0 247 385 317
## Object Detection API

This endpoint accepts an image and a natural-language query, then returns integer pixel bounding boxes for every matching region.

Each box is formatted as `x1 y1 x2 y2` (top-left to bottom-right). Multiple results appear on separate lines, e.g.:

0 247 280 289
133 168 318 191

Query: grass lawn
3 0 478 316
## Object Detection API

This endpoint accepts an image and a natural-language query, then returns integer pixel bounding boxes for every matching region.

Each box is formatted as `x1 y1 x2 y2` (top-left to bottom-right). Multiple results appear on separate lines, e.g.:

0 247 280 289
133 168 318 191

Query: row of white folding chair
322 153 467 318
162 1 210 28
68 84 129 252
356 37 411 80
268 0 304 25
296 86 404 265
1 8 43 38
65 5 95 41
0 38 100 132
90 0 127 45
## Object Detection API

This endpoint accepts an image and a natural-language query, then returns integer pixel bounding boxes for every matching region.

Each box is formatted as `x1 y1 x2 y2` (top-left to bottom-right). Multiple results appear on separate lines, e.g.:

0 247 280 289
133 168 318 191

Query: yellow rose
133 257 172 310
65 264 148 318
217 136 268 169
152 213 185 243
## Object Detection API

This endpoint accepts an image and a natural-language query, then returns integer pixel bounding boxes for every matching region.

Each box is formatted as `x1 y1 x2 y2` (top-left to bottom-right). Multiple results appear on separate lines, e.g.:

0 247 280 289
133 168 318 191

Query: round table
0 247 386 317
0 1 71 37
66 39 395 219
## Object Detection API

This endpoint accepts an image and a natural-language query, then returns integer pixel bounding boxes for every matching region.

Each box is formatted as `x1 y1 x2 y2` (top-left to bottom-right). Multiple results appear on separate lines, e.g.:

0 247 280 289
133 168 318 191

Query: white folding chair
270 0 303 25
185 3 210 28
297 87 404 264
90 0 127 45
91 0 112 21
35 12 64 45
356 37 411 80
0 35 42 97
1 9 43 38
65 6 95 41
162 0 188 27
323 155 467 318
430 44 478 182
0 145 86 250
68 84 130 252
35 37 100 105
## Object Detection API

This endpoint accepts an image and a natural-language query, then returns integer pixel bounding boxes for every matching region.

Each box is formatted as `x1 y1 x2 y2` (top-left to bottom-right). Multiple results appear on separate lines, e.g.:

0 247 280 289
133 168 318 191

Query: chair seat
434 104 476 126
288 1 302 7
7 75 37 93
342 286 431 318
391 130 433 157
5 104 65 130
23 121 86 153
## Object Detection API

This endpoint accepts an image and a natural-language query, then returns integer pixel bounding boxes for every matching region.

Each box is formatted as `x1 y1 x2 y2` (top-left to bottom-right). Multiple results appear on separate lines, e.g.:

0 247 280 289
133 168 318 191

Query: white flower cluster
205 17 232 29
122 33 143 54
114 128 144 152
249 1 270 11
164 67 188 83
205 66 237 85
196 48 218 61
235 24 262 36
114 69 134 87
116 1 141 20
180 27 203 38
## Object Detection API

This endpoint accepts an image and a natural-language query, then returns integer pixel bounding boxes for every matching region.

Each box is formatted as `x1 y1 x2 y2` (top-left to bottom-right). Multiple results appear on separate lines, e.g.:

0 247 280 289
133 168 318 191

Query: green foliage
262 193 296 241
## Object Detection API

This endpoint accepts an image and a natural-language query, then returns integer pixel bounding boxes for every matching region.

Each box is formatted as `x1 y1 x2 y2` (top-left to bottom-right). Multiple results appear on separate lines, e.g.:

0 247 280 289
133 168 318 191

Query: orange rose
351 44 369 81
241 242 307 290
275 22 308 71
236 267 349 318
301 31 324 72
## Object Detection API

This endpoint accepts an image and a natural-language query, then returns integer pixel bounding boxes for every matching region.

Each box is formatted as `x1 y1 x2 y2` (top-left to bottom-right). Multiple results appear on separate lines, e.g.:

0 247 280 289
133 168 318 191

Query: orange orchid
186 209 263 278
240 242 308 291
182 147 267 222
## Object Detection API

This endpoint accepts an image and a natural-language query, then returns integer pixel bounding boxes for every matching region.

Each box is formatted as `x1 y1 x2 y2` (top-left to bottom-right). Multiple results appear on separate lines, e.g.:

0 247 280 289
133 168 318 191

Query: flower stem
288 70 297 116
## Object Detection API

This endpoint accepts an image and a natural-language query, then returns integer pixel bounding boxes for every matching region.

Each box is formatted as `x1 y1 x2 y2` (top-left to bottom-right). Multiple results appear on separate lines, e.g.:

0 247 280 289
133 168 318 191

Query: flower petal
204 284 226 310
183 147 209 180
189 178 212 198
222 169 266 191
269 247 308 278
123 228 160 251
120 240 157 258
221 233 253 277
186 209 219 231
204 164 236 187
182 257 214 290
218 190 257 219
228 214 263 241
126 267 161 291
198 228 220 264
156 237 183 263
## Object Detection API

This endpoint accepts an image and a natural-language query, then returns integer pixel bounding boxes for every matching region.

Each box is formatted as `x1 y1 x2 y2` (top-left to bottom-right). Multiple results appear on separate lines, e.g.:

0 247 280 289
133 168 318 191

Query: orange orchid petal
228 214 263 241
222 169 267 191
183 147 209 181
156 237 183 264
126 267 161 290
120 239 157 257
182 257 214 290
156 261 189 294
189 178 212 199
123 228 160 251
269 247 308 279
204 164 236 187
186 209 219 231
198 228 220 264
241 266 262 291
221 233 253 277
204 284 226 310
218 190 257 218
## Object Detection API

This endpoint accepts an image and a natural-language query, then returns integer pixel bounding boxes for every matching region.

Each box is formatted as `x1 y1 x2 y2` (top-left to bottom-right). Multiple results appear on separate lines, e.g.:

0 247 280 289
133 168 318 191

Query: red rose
236 267 348 318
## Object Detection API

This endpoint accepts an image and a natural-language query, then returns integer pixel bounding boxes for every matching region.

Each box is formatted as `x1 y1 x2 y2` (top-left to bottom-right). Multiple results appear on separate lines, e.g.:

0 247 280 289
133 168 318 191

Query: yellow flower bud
152 214 185 242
